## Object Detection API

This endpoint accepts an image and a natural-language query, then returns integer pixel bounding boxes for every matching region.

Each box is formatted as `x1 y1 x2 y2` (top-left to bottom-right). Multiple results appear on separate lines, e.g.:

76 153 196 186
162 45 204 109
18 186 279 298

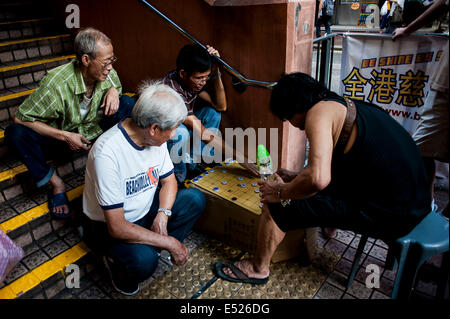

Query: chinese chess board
186 159 263 215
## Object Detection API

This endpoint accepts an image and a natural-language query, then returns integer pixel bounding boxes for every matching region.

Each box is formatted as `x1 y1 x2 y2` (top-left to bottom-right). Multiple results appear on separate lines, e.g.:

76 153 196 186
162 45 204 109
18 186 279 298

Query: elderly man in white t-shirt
81 81 205 296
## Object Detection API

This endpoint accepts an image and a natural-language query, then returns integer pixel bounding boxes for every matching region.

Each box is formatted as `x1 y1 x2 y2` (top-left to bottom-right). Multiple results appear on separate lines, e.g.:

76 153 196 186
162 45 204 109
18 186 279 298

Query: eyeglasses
94 56 118 69
191 74 211 85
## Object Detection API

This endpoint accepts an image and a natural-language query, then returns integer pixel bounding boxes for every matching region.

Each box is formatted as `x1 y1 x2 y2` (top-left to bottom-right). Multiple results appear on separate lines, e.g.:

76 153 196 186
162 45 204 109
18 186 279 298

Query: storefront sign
357 2 378 27
351 2 360 10
340 34 448 135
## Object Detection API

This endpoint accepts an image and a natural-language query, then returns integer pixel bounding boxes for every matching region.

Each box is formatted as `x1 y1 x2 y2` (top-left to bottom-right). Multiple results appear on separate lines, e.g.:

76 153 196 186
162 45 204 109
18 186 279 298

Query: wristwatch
277 183 292 207
157 208 172 218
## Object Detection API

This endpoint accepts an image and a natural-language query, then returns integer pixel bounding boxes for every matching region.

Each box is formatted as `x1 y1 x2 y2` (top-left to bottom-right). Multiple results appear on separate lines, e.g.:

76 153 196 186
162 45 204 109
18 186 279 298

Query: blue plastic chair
346 211 449 299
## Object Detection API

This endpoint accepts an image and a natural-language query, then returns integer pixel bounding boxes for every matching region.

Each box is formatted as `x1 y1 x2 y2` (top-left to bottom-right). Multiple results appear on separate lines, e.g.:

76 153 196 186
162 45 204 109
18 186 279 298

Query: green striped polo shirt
15 59 122 141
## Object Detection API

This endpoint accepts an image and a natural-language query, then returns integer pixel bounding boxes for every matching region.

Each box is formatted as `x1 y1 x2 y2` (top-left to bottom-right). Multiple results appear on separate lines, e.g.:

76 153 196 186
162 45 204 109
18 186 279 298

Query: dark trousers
5 95 135 187
316 14 332 38
81 188 205 285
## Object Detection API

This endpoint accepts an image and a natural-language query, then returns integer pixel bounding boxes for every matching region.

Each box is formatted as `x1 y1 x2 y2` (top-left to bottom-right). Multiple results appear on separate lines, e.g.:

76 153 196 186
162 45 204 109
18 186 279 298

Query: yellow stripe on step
20 203 49 222
31 260 62 282
0 55 75 72
0 285 16 299
0 185 84 234
0 243 90 299
0 18 53 26
0 89 35 102
5 271 40 298
0 214 28 233
0 34 71 47
0 130 4 142
0 164 28 182
53 242 90 269
67 184 84 201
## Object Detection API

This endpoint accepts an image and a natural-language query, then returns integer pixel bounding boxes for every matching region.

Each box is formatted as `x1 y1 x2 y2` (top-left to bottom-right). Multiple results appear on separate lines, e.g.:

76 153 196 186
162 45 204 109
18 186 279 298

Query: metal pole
139 0 277 89
319 38 331 87
328 35 335 89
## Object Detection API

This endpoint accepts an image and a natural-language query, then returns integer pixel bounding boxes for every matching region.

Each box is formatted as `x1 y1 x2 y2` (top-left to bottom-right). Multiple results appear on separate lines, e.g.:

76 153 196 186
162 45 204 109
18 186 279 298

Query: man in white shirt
81 81 205 296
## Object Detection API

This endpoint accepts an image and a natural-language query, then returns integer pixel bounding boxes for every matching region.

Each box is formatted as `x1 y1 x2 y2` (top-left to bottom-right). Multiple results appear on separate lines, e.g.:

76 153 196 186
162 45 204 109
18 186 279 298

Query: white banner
340 34 448 135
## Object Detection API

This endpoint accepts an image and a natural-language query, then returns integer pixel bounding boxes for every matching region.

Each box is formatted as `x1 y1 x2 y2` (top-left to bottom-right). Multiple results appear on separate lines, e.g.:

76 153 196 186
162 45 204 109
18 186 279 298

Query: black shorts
266 192 427 240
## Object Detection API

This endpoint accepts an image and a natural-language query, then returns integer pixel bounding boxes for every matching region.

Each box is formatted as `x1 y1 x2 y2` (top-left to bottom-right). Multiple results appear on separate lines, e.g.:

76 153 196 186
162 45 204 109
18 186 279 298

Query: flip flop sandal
48 190 72 219
214 261 269 285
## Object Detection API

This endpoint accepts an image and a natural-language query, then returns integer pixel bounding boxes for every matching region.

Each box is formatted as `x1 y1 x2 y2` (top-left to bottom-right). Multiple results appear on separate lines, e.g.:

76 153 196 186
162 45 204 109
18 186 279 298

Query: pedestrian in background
316 0 335 38
380 0 405 33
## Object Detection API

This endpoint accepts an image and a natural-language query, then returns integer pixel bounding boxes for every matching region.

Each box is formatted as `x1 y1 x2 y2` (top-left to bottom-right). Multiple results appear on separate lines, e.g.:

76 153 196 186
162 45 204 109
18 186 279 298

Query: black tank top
322 97 431 235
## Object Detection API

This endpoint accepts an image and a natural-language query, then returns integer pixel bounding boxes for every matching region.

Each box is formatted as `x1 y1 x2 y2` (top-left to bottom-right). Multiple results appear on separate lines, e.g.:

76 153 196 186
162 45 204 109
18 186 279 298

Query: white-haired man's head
132 80 187 130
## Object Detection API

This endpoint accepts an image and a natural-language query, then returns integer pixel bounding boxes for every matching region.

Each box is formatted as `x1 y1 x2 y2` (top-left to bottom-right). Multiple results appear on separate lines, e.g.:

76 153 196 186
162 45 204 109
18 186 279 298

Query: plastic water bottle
256 144 273 181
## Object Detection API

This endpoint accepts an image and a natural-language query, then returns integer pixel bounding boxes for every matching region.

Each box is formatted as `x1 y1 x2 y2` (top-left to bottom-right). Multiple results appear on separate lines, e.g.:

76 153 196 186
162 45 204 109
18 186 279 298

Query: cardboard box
191 183 317 263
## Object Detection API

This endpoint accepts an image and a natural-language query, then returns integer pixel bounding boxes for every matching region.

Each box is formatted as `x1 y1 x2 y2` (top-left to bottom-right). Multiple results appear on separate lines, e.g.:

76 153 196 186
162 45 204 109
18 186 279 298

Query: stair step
0 18 58 42
0 121 12 141
0 18 53 26
0 150 88 201
0 88 33 124
0 34 71 47
0 184 84 235
0 166 87 299
1 55 75 94
0 87 34 101
0 2 33 6
0 35 73 65
0 241 90 299
0 2 49 24
0 169 85 244
0 54 75 73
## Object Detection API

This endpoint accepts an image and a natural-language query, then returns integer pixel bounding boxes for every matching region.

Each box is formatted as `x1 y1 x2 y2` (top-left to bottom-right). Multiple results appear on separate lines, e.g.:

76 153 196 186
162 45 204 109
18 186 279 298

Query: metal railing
313 31 449 90
139 0 277 91
313 33 339 90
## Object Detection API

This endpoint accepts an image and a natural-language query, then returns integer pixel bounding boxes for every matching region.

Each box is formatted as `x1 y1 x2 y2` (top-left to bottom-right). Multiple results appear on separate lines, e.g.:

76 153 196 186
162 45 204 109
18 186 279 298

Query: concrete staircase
0 1 91 299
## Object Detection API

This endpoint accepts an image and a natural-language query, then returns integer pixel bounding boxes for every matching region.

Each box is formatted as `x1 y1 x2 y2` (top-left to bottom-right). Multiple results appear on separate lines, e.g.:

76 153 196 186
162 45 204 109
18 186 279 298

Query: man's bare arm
104 207 188 265
198 45 227 112
392 0 447 40
183 115 259 175
150 173 177 237
259 104 334 202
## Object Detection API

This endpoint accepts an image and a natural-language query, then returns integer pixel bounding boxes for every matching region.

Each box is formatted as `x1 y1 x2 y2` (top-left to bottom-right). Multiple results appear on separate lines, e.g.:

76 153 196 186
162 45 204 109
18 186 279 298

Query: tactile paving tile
198 279 242 299
232 284 270 299
134 283 176 299
135 238 242 299
135 238 339 300
213 246 340 299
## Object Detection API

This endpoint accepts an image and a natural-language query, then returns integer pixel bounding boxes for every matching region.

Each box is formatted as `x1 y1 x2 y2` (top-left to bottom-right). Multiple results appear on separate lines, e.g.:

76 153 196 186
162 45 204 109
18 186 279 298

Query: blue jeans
315 14 331 37
167 106 221 182
81 188 205 285
5 95 135 187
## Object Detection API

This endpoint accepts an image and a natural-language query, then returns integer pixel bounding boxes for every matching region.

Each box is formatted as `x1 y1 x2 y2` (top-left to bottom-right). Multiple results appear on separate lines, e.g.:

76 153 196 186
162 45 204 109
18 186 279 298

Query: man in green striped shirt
5 28 135 219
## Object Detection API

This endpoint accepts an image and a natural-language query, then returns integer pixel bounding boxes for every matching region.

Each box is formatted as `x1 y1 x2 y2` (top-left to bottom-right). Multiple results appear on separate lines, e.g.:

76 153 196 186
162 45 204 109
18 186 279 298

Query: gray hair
74 27 111 62
132 80 187 130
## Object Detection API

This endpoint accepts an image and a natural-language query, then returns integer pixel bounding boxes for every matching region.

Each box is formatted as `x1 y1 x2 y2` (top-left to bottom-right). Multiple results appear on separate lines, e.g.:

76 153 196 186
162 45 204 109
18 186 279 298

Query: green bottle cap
256 144 272 170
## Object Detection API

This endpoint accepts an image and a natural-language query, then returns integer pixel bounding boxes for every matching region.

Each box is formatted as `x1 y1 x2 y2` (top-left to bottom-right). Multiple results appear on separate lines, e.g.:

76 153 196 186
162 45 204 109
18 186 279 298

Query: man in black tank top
214 72 431 285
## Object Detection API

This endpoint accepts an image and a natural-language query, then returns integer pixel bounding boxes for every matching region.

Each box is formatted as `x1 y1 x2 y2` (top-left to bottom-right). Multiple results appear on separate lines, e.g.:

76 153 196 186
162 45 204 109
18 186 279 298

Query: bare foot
323 227 338 239
49 173 69 216
223 259 269 280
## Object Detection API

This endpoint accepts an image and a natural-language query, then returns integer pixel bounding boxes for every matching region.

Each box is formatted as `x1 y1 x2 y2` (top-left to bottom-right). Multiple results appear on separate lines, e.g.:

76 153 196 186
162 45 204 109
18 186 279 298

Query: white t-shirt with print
83 121 174 223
